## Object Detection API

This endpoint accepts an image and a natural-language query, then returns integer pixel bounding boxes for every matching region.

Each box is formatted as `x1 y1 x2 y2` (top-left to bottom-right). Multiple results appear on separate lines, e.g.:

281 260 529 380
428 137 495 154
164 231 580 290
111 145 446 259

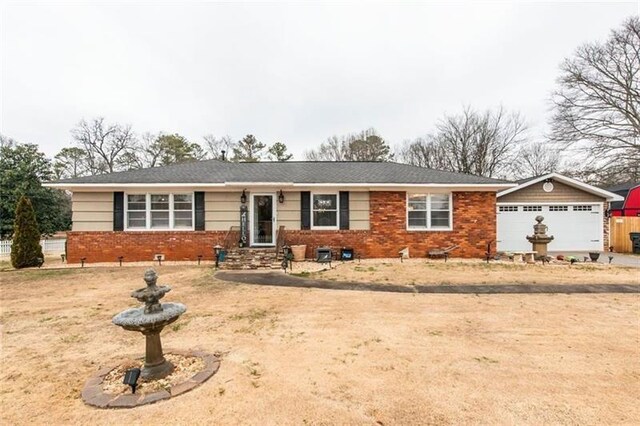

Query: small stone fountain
526 215 554 258
112 269 186 380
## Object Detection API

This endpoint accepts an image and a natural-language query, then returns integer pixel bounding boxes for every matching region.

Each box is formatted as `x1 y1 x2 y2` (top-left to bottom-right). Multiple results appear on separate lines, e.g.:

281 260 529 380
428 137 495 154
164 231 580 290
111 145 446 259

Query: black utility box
316 247 332 263
630 232 640 254
340 247 354 261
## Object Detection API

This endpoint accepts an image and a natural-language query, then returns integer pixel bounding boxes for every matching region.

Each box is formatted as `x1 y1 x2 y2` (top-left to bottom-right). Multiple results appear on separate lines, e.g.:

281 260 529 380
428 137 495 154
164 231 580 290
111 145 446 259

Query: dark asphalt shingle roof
49 160 510 185
603 181 640 193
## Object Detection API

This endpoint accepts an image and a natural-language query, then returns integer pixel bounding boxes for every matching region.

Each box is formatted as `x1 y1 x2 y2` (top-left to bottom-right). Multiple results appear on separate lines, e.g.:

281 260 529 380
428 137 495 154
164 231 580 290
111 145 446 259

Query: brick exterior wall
285 191 495 259
66 231 227 263
66 191 496 263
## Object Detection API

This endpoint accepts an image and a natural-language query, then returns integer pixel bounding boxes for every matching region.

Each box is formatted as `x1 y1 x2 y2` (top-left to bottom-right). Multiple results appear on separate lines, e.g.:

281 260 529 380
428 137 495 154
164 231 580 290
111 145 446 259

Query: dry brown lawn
299 258 640 285
1 265 639 425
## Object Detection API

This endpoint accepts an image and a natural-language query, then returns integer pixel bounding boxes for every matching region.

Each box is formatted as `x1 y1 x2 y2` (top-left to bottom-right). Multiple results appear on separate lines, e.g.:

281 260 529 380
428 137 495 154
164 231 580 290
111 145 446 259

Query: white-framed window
549 205 569 212
573 205 593 211
499 206 518 212
126 193 194 230
311 193 339 229
150 194 170 229
127 194 147 229
407 193 452 231
523 205 542 212
173 194 194 228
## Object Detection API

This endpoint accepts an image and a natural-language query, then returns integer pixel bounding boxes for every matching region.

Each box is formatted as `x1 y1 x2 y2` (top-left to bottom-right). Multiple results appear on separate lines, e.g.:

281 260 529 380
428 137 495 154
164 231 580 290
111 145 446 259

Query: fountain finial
144 268 158 287
131 268 171 314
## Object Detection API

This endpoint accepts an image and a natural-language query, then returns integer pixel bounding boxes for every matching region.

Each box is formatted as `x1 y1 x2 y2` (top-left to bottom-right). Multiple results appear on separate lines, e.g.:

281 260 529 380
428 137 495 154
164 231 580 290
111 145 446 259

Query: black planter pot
589 252 600 262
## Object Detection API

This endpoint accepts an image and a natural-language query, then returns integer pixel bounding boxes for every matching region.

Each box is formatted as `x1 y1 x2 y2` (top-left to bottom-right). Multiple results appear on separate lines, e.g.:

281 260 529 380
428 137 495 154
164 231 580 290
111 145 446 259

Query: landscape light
214 245 223 269
123 368 141 394
118 256 124 267
80 257 86 268
197 254 203 265
156 254 163 266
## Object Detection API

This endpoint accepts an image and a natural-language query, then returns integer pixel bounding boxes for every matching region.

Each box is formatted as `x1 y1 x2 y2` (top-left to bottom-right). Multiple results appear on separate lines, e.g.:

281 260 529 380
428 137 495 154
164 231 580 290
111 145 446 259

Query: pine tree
267 142 293 161
232 134 266 162
11 196 44 269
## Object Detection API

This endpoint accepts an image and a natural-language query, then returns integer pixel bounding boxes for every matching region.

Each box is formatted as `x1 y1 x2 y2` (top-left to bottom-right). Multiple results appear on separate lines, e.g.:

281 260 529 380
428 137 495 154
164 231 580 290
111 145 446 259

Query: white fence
0 239 66 257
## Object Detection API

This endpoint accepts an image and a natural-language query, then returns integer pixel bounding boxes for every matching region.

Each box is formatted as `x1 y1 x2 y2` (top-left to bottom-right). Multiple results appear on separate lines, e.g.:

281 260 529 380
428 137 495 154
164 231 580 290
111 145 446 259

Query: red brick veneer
66 231 227 263
285 191 496 259
66 191 496 263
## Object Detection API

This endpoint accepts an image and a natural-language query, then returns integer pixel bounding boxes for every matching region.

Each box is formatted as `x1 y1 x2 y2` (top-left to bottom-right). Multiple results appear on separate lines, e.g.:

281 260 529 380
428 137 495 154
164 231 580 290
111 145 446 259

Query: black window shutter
194 191 205 230
113 192 124 231
301 191 311 230
339 191 349 230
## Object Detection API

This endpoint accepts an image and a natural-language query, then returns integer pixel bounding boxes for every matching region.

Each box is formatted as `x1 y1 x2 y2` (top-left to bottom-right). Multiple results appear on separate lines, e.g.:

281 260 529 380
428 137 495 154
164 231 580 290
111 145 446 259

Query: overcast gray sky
1 1 638 159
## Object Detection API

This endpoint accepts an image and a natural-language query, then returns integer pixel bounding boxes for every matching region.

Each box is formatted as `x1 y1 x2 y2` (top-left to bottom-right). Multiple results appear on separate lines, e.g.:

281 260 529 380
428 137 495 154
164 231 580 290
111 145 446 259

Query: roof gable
498 173 624 202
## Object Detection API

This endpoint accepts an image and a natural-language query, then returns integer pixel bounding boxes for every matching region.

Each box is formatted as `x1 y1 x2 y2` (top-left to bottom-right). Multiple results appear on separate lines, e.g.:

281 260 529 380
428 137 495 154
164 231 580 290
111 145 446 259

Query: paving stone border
82 350 220 409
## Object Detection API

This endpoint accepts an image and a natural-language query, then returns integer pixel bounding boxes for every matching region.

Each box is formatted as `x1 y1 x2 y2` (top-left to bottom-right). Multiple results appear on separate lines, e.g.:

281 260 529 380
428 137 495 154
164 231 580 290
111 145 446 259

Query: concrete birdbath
112 269 186 380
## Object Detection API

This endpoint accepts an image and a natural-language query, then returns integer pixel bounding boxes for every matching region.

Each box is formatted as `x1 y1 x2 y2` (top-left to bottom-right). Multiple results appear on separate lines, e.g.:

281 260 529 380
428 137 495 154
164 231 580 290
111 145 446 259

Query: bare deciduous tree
203 135 236 160
396 137 450 170
398 107 527 178
71 117 137 174
0 134 18 149
510 141 561 179
550 16 640 183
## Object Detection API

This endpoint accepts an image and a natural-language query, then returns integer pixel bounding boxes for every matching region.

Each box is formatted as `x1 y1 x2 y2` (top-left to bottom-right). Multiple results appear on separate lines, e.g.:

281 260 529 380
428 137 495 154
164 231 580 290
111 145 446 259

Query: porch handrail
275 225 286 255
221 226 241 250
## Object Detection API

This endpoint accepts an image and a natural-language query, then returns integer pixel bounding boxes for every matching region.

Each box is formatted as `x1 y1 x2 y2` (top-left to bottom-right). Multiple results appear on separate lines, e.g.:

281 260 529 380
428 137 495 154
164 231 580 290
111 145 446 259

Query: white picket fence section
0 238 66 256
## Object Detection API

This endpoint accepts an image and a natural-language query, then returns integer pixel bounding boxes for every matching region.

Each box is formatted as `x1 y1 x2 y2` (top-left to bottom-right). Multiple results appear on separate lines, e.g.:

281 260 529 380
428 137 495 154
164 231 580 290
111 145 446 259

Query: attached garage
496 173 623 252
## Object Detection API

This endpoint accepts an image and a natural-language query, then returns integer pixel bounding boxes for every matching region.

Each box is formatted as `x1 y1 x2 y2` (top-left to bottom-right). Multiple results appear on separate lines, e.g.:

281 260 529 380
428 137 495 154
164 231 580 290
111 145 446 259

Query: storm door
250 194 275 246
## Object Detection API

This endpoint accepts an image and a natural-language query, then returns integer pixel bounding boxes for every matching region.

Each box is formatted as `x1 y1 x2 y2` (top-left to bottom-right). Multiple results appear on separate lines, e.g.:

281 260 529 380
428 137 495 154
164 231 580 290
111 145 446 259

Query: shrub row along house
46 160 514 263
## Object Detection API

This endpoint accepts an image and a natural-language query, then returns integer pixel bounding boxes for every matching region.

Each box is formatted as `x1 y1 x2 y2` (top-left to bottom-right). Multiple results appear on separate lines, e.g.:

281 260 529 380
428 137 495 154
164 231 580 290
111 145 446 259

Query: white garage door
497 204 603 252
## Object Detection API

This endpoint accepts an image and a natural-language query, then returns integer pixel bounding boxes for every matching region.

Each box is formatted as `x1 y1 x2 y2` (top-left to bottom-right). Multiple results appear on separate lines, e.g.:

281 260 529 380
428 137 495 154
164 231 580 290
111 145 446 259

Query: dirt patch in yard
296 258 640 285
1 265 639 424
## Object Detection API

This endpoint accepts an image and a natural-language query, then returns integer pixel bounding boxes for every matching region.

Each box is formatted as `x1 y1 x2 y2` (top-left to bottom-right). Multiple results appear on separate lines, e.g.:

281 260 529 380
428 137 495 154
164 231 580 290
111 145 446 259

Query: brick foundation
66 191 496 263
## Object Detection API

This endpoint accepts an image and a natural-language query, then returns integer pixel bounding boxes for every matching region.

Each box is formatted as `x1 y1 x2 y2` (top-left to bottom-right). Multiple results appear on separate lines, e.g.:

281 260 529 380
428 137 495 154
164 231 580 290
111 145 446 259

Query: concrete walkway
215 271 640 294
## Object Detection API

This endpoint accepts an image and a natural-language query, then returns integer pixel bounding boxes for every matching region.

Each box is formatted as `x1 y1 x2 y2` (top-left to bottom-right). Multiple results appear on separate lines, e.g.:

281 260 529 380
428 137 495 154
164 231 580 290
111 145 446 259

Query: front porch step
220 247 281 270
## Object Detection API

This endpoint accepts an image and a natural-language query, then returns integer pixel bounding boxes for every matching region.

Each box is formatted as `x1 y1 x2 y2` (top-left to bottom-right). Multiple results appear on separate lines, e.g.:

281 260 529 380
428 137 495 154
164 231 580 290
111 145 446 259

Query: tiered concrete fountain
526 215 554 258
112 269 186 379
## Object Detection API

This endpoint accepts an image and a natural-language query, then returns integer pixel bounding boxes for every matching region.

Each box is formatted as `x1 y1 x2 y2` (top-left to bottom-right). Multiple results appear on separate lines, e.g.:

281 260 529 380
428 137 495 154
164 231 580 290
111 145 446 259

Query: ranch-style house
46 160 515 263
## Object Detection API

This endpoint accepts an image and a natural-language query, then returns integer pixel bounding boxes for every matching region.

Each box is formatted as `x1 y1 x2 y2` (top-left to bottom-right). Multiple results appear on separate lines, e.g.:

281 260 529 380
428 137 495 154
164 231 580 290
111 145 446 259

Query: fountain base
142 332 174 379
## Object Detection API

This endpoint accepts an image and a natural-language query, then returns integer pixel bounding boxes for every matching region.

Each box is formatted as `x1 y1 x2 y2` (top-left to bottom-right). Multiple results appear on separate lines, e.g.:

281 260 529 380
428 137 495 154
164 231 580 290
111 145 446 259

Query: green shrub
10 196 44 269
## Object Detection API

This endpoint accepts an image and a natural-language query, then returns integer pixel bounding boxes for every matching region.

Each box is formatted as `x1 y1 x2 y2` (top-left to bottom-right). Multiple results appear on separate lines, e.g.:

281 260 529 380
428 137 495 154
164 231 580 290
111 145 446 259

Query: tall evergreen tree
0 143 71 238
268 142 293 161
11 196 44 269
232 134 266 162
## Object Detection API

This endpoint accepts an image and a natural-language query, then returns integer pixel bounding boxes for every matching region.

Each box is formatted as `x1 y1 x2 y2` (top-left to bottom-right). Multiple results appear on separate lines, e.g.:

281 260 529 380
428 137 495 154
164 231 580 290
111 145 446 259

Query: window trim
124 192 195 231
406 192 453 232
310 192 340 230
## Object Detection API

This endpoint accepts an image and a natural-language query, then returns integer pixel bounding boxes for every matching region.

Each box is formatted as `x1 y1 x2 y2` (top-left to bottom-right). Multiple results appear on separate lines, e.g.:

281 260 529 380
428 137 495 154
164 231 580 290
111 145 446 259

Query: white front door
250 194 276 246
497 203 603 252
